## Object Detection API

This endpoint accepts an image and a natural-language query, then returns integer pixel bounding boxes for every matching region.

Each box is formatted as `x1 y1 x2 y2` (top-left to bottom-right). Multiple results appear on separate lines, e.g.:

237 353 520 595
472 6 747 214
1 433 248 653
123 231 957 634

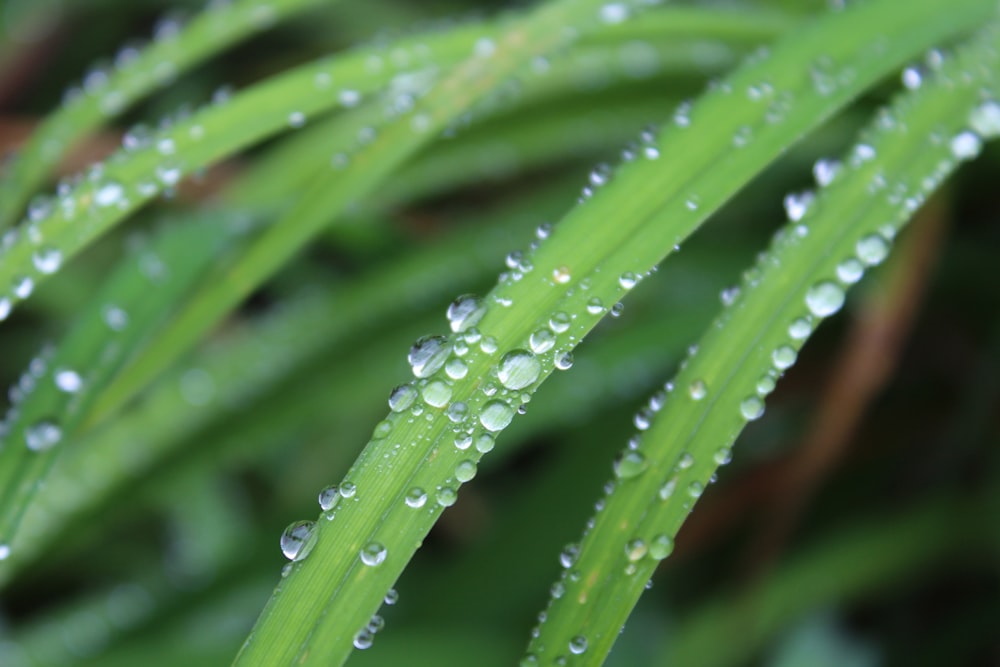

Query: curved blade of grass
0 0 330 230
525 23 1000 665
0 210 247 555
232 0 995 665
0 4 788 325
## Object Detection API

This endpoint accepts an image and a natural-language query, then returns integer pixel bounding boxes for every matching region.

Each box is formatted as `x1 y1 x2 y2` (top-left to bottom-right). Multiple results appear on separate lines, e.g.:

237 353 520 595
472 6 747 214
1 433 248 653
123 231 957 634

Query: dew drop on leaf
280 520 317 561
446 294 487 332
805 281 845 317
479 400 514 431
497 349 540 390
25 420 61 451
359 542 387 567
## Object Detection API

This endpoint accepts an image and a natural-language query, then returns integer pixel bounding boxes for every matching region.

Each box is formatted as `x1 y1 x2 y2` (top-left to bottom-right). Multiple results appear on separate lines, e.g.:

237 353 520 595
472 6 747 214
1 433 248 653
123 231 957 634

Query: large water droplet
408 335 450 378
280 520 317 561
360 542 387 566
446 294 487 332
805 281 845 317
479 400 514 431
497 349 540 390
25 420 62 451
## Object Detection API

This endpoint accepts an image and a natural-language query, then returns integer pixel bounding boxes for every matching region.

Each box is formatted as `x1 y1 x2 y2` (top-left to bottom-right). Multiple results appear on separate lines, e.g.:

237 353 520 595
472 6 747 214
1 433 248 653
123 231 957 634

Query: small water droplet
388 384 417 412
497 349 541 390
552 266 571 284
813 158 841 187
353 630 374 650
969 100 1000 138
856 233 889 266
586 298 605 315
13 276 34 300
529 329 556 354
421 380 452 408
32 247 63 274
408 335 450 378
648 534 674 560
788 317 812 340
614 451 649 480
384 588 399 605
756 375 776 396
339 482 357 499
569 636 588 655
318 485 340 511
25 420 62 451
405 487 427 508
280 520 317 561
836 258 864 284
950 131 982 160
455 460 477 482
360 542 387 566
625 538 647 562
771 345 798 371
446 294 487 332
688 481 704 498
95 181 125 207
54 368 83 393
0 544 9 560
554 349 574 370
740 396 765 421
479 400 514 432
713 447 733 465
475 433 495 453
436 486 458 507
688 379 707 400
805 281 845 317
783 191 814 222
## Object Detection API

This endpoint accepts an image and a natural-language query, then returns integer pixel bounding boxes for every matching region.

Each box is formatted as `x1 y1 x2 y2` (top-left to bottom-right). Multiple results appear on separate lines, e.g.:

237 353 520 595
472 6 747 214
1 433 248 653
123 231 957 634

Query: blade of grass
526 23 1000 665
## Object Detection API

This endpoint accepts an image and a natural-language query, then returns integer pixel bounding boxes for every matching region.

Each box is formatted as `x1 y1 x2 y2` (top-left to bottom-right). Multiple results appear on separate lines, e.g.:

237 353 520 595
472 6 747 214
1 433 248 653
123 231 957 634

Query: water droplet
421 380 452 408
155 162 182 187
713 447 733 465
339 89 361 107
479 400 514 432
360 542 387 566
813 158 841 187
280 520 317 561
0 544 9 560
95 181 125 207
529 329 556 354
688 379 707 400
549 312 571 333
783 191 814 222
446 401 468 423
353 630 374 650
659 478 677 500
836 258 864 284
436 486 457 507
388 384 417 412
688 481 704 498
445 358 468 380
475 433 495 453
856 233 889 266
625 538 647 562
13 276 34 299
287 111 306 128
969 100 1000 138
788 317 812 340
772 345 797 371
619 272 639 290
554 349 574 370
614 451 649 479
384 588 399 605
408 335 450 378
586 298 605 315
339 482 357 499
648 534 674 560
32 247 63 274
756 375 776 396
677 453 694 470
569 636 588 655
950 131 982 160
805 281 845 317
446 294 487 332
455 460 477 482
559 543 580 568
480 336 498 354
405 487 427 508
552 266 571 284
599 3 628 24
740 396 764 420
318 485 339 511
25 420 61 451
54 368 83 393
497 349 541 390
901 66 922 90
0 298 11 321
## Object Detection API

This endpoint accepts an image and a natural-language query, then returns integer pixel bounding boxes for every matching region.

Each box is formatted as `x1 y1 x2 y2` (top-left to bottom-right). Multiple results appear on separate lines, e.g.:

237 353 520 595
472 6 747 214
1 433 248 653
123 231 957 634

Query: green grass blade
526 22 1000 666
0 0 329 230
232 1 995 665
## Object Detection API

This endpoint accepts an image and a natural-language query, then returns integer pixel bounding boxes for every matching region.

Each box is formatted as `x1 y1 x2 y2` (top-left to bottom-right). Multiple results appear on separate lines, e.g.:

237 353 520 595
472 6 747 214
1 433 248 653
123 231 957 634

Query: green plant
1 0 999 665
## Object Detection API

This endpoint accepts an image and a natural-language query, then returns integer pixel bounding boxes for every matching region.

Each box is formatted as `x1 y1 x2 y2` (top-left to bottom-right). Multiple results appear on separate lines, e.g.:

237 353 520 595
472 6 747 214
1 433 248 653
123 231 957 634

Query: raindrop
0 544 9 560
740 396 764 421
599 3 628 24
614 451 649 479
446 401 468 423
950 131 982 160
339 89 361 107
388 384 417 412
480 400 514 432
480 336 499 355
649 534 674 560
772 345 797 371
287 111 306 128
475 433 495 453
445 358 468 380
405 487 427 508
529 329 556 354
446 294 487 332
713 447 733 465
25 420 62 451
384 588 399 605
497 350 541 390
788 317 812 340
625 538 647 562
969 100 1000 138
813 158 841 187
339 482 357 499
421 380 452 408
554 350 574 370
688 379 707 400
436 486 458 507
318 485 339 511
901 66 922 90
13 276 34 300
805 281 845 317
360 542 387 566
408 335 450 378
0 298 10 321
688 481 704 498
586 298 605 315
836 258 864 284
95 181 125 207
677 453 694 469
559 543 580 568
783 191 814 222
569 636 588 655
32 247 63 274
549 312 571 333
353 630 374 650
619 272 639 290
455 460 477 483
756 375 776 396
552 266 571 284
280 520 317 561
856 233 889 266
54 368 83 393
